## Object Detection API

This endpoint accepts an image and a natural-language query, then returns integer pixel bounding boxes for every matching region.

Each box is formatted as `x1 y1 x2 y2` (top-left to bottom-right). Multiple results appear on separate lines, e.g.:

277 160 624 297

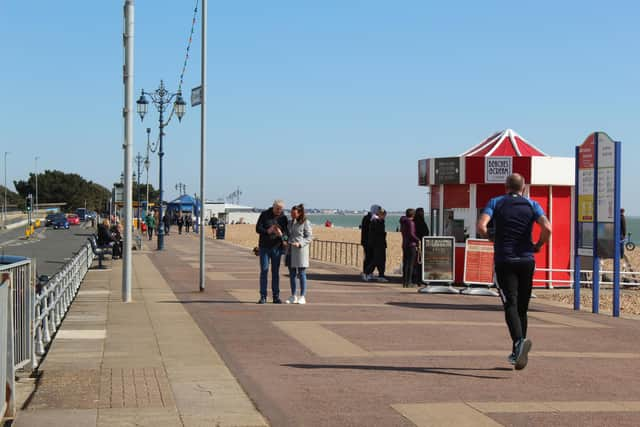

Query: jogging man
477 173 552 370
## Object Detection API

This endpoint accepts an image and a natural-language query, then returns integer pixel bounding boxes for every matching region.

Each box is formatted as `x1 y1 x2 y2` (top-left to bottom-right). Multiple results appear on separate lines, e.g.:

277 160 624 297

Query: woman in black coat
364 209 388 282
413 208 430 284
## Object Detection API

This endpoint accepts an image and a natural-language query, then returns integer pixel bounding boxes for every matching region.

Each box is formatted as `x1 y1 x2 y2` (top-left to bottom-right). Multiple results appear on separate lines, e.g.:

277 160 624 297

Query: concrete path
150 233 640 427
14 248 267 426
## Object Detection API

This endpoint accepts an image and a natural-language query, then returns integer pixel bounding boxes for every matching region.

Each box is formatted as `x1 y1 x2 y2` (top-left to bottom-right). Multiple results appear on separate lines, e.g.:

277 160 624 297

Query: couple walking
256 200 313 304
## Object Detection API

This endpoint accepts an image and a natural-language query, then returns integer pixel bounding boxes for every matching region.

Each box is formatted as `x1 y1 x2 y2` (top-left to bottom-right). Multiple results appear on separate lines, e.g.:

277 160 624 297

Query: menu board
422 236 455 282
463 239 494 285
434 157 460 185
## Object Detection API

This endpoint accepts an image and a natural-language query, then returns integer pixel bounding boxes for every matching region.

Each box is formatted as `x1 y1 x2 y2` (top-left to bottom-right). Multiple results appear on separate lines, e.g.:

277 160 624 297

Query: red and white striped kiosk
418 129 574 288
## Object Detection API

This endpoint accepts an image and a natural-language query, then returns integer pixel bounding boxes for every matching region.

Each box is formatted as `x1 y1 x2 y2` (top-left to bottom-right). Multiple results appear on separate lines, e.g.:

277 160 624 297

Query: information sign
191 86 202 107
485 157 512 183
434 158 460 185
418 159 428 186
463 239 494 285
422 236 455 282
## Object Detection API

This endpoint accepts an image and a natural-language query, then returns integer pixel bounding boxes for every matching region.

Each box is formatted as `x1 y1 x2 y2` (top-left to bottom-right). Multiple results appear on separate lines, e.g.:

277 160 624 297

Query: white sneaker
362 274 372 282
297 296 306 304
376 276 389 283
286 295 298 304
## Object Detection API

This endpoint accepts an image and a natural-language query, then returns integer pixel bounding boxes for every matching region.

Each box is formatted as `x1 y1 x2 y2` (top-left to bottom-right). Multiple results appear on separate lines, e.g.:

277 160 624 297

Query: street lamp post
145 128 151 214
135 153 144 229
35 156 39 216
3 152 9 228
137 80 186 250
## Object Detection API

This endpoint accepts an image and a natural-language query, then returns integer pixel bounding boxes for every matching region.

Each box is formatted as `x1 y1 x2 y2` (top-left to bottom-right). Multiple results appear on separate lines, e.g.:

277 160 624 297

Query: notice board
422 236 455 282
463 239 494 285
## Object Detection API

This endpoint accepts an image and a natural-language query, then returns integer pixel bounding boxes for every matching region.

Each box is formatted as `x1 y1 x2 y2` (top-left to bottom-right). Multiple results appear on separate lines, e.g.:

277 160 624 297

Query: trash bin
216 223 226 240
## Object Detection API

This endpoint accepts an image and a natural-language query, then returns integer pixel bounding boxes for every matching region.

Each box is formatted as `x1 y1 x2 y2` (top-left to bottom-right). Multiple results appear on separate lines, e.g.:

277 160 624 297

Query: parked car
75 208 87 221
67 214 80 225
45 213 58 227
52 215 69 230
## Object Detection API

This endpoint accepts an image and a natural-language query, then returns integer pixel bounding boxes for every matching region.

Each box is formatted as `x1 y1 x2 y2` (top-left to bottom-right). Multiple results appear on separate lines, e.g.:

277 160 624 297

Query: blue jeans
259 246 283 298
288 267 307 296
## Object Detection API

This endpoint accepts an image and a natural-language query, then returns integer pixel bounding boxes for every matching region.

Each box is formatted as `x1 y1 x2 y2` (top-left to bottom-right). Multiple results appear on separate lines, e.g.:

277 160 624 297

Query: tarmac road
0 221 94 278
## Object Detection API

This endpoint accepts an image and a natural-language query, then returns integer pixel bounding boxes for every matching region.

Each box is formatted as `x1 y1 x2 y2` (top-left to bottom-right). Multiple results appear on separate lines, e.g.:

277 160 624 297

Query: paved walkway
152 233 640 427
14 231 640 426
14 246 267 426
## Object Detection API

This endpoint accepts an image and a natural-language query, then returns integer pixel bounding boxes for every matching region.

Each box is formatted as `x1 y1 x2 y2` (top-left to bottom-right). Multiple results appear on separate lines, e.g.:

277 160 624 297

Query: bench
88 235 113 269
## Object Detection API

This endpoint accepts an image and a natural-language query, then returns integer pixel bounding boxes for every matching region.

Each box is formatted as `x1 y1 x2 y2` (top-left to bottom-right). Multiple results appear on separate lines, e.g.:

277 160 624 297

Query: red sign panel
578 134 595 169
463 239 494 285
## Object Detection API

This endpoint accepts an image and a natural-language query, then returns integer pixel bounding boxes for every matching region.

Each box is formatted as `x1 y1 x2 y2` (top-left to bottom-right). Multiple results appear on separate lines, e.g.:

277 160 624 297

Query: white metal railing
33 242 94 367
0 259 34 372
1 274 15 419
533 267 640 287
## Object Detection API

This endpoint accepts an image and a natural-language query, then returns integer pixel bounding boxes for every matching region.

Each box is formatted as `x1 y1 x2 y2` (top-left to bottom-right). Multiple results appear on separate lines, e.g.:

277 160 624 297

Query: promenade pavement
13 230 640 426
13 242 267 426
151 233 640 427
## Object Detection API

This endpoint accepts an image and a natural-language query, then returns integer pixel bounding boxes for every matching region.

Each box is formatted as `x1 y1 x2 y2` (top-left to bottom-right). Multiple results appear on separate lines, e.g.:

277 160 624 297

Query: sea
307 214 640 239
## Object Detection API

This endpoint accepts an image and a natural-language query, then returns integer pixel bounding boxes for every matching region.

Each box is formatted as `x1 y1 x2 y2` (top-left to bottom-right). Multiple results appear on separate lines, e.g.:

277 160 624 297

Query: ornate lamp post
136 80 186 250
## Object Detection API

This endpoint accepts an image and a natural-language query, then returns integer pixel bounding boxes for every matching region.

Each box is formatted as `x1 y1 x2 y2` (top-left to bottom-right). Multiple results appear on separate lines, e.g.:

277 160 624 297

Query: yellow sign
578 194 594 222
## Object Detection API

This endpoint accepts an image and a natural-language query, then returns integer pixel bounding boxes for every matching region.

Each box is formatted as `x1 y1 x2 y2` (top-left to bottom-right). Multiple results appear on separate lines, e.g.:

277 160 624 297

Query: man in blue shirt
477 173 552 370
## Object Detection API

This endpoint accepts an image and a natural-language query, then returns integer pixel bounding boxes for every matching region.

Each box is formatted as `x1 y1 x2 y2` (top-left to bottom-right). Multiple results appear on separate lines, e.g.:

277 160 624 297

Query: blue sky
1 1 639 213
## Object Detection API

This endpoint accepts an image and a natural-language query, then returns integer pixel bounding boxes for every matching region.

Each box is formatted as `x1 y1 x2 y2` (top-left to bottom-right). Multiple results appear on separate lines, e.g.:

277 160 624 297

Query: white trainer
362 274 372 282
376 276 389 283
297 296 306 304
286 295 298 304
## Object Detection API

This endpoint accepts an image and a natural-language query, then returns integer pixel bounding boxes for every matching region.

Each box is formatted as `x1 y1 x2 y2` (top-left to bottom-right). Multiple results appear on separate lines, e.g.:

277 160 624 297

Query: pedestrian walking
177 215 184 234
163 213 170 235
185 214 192 233
255 200 288 304
363 208 388 282
144 212 156 241
286 204 313 304
209 215 218 239
413 207 430 285
400 209 419 287
360 205 380 280
621 208 627 257
477 173 552 370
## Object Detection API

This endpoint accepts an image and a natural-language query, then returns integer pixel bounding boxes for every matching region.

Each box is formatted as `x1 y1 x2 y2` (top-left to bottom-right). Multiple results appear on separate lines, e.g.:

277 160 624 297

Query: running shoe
376 276 389 283
514 338 532 370
297 296 306 305
508 352 516 365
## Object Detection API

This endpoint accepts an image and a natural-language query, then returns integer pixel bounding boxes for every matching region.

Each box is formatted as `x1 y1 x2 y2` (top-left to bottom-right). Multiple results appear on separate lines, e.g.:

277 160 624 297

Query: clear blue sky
1 1 639 213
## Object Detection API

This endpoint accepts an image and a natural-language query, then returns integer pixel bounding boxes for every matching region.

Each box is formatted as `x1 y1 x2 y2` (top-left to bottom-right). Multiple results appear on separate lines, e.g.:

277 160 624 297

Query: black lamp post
136 80 186 250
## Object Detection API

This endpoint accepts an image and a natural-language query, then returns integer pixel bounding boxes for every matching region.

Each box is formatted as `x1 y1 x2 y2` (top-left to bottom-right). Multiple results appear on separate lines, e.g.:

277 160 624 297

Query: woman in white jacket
286 204 313 304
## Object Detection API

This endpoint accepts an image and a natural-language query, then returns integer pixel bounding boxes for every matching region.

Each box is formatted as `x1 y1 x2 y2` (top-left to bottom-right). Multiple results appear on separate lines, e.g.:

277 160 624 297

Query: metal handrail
33 242 94 368
310 239 362 269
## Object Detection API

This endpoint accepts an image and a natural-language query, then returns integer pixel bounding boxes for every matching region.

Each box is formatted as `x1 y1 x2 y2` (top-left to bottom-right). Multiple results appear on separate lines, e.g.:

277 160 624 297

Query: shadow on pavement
159 300 245 304
386 302 503 312
284 363 511 380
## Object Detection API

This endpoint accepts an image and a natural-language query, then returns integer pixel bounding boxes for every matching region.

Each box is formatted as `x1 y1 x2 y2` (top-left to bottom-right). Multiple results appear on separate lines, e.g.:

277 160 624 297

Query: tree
14 170 110 212
0 185 21 205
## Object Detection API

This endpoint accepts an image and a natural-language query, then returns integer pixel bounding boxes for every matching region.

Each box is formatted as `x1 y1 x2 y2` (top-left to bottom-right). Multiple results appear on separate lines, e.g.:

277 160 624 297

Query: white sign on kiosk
485 157 512 183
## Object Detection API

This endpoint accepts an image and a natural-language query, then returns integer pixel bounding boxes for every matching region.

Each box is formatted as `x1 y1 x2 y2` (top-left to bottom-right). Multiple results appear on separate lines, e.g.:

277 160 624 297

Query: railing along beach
310 239 362 269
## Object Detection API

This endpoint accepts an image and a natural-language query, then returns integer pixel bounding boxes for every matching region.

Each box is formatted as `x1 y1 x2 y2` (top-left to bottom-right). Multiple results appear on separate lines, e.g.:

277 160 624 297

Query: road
0 222 94 278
